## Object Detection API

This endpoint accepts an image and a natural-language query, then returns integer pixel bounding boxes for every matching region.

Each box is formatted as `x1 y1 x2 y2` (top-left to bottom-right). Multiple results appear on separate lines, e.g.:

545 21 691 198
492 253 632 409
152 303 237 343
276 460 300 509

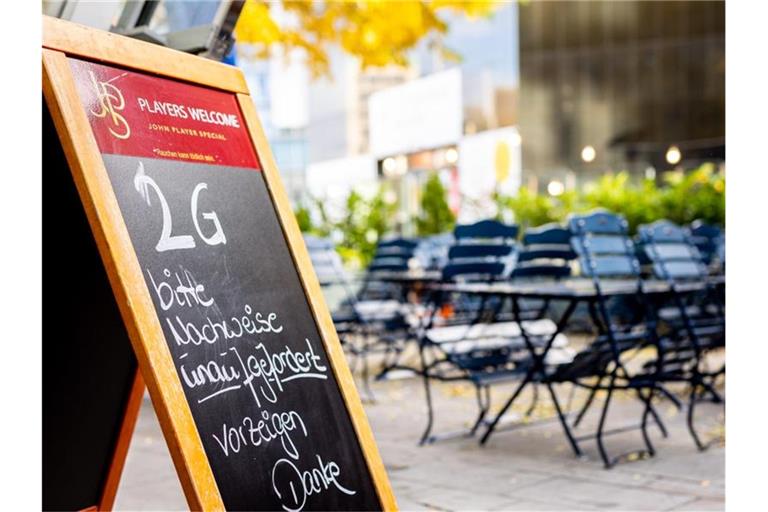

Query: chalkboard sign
43 17 394 511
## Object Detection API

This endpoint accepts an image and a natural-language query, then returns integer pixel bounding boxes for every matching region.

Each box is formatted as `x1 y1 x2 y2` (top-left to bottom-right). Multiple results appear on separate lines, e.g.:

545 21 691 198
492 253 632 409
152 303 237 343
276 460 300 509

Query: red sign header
69 58 260 169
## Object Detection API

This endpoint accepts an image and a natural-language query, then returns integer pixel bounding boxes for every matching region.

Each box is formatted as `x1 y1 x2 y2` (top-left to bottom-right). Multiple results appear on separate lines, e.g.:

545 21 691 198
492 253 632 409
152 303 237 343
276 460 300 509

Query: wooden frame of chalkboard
42 16 396 511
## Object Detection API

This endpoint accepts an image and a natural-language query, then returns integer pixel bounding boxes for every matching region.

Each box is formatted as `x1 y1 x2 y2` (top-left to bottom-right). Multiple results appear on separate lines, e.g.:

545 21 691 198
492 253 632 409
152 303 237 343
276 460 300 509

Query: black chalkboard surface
102 153 379 511
42 104 139 511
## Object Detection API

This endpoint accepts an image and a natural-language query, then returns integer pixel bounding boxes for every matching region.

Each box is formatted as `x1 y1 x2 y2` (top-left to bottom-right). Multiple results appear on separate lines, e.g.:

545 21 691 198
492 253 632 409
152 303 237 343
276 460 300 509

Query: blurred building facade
240 50 309 203
305 2 522 229
303 54 415 220
366 68 521 229
307 53 415 163
517 0 725 192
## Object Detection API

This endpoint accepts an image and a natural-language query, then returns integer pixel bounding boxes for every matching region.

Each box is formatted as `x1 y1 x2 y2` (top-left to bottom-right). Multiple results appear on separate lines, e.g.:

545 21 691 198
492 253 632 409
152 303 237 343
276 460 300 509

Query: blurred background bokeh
44 0 724 267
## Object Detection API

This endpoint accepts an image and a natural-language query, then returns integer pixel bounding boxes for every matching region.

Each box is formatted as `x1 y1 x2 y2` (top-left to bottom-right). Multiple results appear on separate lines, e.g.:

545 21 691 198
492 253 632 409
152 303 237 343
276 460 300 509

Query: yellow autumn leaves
235 0 500 76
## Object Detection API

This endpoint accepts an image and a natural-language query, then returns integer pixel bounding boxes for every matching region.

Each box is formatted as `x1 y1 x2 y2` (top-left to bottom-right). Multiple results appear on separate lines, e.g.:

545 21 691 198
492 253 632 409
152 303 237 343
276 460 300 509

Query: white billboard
368 68 463 158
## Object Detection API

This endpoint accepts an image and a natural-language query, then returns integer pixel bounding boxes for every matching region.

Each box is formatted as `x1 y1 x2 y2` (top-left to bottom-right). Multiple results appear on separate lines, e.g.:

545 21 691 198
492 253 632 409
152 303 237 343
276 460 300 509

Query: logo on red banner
87 70 131 140
69 58 260 170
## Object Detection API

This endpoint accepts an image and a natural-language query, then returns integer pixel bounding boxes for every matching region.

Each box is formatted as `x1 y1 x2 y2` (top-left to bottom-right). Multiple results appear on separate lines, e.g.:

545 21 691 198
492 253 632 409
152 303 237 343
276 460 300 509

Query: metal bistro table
421 276 724 457
369 269 443 299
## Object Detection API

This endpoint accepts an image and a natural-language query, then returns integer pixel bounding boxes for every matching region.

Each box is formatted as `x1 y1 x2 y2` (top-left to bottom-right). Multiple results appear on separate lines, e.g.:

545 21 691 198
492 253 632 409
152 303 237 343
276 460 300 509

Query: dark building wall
518 0 725 187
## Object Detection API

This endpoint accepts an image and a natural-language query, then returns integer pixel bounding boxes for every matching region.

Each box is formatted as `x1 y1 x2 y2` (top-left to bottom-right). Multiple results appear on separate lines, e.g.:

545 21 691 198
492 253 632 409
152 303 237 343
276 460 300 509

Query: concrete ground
114 369 724 511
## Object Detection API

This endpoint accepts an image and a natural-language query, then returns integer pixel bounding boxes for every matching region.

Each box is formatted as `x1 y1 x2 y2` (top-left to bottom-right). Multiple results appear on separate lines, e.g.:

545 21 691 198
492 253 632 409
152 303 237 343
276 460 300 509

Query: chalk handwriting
147 267 214 311
272 455 356 512
165 304 284 346
134 162 226 252
212 409 307 460
230 340 327 408
177 339 327 408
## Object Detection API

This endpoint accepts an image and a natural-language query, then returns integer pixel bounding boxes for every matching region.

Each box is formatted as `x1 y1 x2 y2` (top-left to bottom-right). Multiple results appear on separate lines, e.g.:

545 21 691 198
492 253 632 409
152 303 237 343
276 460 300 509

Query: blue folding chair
418 227 523 444
350 238 424 392
690 220 724 272
548 211 672 468
419 220 577 447
637 220 725 450
305 236 418 400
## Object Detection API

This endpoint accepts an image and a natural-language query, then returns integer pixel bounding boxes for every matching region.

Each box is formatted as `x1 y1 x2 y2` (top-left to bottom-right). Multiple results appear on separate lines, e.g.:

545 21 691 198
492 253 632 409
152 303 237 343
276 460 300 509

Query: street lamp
547 180 565 196
580 145 596 163
666 145 682 165
382 157 397 176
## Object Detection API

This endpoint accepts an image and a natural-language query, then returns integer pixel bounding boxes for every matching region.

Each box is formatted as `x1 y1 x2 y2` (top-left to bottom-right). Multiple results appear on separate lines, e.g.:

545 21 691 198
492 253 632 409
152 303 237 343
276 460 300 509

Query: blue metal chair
443 220 519 326
637 220 725 450
496 223 579 420
354 237 422 388
690 220 724 272
546 210 671 468
481 216 663 456
306 236 418 400
418 232 525 444
419 220 578 447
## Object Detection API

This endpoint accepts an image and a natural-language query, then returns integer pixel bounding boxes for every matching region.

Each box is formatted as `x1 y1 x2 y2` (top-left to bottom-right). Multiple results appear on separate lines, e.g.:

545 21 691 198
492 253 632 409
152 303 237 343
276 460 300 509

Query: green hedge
495 163 725 235
296 164 725 265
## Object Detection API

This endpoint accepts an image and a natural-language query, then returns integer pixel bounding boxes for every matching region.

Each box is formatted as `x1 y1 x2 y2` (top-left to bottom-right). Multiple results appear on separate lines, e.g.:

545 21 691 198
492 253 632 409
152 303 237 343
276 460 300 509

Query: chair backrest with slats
367 238 419 273
568 212 656 371
637 220 708 282
454 219 518 243
443 220 517 282
689 220 722 266
569 211 641 279
512 223 575 279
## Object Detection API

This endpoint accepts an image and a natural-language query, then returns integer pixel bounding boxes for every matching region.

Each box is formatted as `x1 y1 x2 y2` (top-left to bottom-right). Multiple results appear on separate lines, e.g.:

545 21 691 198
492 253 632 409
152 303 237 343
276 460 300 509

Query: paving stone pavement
114 375 724 511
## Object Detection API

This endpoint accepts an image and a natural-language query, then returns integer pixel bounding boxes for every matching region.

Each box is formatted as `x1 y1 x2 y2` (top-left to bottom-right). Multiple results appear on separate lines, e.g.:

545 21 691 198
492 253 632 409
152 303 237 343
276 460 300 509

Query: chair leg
687 381 707 451
596 375 616 469
635 387 669 439
469 385 491 436
419 370 436 445
565 382 577 415
701 381 724 404
656 383 684 410
525 383 540 417
638 387 656 457
546 382 583 457
573 380 601 428
479 373 532 445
